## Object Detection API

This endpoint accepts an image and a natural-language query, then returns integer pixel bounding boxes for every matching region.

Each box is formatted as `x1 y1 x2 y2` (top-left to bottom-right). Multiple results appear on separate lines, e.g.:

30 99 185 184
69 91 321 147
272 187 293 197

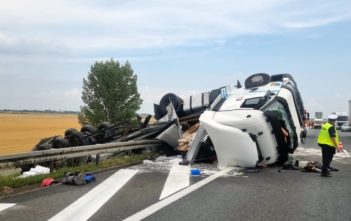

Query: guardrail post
96 154 100 165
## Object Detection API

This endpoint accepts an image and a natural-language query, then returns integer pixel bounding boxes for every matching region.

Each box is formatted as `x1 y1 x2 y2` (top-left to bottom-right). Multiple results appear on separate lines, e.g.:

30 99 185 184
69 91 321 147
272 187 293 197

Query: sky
0 0 351 118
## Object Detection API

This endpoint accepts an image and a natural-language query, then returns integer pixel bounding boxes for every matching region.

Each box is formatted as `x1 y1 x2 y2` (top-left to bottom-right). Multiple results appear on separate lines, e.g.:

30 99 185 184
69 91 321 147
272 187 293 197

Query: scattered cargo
33 114 179 152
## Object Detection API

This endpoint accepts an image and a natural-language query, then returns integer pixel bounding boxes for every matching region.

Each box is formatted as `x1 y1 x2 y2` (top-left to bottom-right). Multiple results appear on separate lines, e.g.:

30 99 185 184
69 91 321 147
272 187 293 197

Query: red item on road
338 142 343 152
41 178 54 187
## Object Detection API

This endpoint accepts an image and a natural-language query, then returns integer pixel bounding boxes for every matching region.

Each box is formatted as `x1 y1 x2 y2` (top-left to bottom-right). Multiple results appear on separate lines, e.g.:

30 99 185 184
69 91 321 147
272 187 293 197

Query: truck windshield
262 100 296 148
315 112 323 119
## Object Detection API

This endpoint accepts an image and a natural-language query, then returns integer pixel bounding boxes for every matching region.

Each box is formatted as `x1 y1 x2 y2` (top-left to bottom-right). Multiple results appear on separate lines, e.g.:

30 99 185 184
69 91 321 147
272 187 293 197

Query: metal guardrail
0 140 165 168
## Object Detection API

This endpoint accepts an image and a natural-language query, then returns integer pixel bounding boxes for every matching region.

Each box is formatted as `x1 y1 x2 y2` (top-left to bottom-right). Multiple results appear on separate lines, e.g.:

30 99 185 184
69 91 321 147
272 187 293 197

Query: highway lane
144 129 351 221
0 129 350 221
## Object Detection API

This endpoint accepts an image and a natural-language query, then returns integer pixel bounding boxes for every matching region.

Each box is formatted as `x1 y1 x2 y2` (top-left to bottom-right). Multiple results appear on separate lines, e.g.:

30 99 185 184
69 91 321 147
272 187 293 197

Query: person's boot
321 167 332 177
328 166 339 172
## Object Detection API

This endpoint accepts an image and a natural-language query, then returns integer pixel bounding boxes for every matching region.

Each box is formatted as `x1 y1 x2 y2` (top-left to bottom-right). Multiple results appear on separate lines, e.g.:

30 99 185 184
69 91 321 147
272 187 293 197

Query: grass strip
0 152 157 196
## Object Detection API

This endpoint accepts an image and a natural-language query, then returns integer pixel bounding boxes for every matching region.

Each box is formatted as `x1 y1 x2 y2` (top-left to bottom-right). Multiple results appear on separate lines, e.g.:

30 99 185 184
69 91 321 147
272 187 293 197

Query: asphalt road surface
0 129 350 221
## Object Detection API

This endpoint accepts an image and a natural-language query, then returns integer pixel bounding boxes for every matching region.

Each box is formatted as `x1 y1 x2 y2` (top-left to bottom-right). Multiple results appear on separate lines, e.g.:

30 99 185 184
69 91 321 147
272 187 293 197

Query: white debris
137 155 245 177
18 165 50 178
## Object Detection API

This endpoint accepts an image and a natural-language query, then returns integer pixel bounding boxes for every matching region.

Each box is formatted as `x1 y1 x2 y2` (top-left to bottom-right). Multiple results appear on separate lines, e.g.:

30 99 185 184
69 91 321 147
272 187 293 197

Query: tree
79 59 142 126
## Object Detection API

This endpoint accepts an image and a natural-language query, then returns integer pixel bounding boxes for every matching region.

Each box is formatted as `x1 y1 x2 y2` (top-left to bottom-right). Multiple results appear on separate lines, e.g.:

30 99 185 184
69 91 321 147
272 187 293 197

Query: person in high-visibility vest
317 114 341 177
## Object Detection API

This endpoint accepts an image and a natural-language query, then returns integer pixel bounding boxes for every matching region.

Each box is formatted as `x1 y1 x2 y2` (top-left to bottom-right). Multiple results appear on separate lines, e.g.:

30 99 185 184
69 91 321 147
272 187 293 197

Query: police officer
317 114 341 177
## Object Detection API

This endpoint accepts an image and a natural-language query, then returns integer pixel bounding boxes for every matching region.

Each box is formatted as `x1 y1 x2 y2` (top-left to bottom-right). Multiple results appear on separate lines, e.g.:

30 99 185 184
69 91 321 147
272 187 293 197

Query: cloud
1 0 351 112
64 88 81 98
0 0 350 53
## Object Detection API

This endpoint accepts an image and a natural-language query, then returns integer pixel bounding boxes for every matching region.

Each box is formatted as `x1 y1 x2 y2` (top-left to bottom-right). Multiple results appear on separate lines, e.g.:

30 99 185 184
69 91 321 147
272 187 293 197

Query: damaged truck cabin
199 73 306 168
157 73 307 169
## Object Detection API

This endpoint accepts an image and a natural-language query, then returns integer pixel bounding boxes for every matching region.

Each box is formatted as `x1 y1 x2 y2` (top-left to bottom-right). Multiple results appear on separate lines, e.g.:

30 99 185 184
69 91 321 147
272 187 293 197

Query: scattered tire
64 128 78 139
81 125 97 134
69 131 90 147
159 93 183 117
98 122 113 131
52 137 70 149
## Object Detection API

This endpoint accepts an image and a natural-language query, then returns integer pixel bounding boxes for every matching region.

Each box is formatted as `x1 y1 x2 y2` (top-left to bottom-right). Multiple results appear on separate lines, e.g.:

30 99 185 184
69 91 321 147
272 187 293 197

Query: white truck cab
199 73 306 168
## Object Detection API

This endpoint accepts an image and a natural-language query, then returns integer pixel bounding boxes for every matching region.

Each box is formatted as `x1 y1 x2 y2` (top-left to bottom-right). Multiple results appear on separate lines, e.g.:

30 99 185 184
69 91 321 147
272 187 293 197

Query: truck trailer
313 112 323 129
335 112 348 130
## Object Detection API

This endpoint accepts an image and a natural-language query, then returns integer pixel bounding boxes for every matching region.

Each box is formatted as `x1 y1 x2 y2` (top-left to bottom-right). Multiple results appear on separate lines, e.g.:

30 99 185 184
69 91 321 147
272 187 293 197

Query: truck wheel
52 137 70 149
65 128 78 139
69 131 90 147
81 125 97 134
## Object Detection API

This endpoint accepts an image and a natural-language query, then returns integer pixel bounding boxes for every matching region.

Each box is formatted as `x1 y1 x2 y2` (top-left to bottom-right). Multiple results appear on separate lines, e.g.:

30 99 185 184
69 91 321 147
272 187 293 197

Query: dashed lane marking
124 167 233 221
49 169 138 221
159 158 190 200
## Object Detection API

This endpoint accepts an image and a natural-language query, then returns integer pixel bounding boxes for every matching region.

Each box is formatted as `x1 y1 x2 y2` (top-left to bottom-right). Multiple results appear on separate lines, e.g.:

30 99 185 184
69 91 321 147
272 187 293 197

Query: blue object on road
84 173 96 183
191 169 201 176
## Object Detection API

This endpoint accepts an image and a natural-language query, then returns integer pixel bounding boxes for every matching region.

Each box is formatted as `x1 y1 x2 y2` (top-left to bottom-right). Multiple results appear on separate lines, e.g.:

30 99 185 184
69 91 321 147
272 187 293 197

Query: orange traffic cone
338 142 343 152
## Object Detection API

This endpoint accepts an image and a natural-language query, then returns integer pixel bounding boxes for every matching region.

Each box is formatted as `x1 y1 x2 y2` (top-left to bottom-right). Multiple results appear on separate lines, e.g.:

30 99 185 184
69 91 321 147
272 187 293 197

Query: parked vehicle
335 112 348 130
341 123 351 132
313 112 323 129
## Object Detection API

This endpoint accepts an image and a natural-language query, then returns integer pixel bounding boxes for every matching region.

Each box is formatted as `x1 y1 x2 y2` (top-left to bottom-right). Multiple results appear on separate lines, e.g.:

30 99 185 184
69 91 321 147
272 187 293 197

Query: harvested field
0 113 80 155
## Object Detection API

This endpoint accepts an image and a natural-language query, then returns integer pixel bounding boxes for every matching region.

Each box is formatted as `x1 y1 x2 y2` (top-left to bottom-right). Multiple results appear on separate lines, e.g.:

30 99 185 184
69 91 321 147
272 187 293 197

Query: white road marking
159 158 190 200
124 167 233 221
0 203 16 213
343 149 350 157
49 169 138 221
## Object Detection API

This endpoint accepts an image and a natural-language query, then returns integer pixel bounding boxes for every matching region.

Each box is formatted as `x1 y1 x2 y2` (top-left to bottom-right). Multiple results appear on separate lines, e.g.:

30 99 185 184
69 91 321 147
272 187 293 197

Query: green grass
0 152 157 196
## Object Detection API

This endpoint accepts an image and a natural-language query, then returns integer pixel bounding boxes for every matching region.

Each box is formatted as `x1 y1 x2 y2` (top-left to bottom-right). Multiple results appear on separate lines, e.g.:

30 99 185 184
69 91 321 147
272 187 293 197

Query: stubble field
0 113 80 155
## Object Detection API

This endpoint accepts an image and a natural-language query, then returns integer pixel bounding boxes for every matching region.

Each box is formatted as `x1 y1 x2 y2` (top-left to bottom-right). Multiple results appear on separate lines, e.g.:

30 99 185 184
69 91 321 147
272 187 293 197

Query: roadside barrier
0 140 165 169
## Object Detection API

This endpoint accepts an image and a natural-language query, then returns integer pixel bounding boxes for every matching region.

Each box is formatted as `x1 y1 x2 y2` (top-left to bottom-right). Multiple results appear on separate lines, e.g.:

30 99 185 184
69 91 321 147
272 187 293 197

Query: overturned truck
156 73 307 168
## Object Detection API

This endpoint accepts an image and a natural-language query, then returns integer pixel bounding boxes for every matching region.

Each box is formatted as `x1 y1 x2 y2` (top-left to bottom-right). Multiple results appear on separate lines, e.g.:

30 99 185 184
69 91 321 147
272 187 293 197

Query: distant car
341 123 351 132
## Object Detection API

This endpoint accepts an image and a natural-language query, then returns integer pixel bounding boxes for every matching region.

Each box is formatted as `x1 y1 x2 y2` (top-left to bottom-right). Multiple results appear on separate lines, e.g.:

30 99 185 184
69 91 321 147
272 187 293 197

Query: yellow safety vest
317 122 339 148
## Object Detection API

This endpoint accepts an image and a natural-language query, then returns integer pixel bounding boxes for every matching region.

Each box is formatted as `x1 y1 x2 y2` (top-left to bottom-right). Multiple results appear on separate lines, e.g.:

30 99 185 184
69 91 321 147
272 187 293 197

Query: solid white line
124 167 233 221
0 203 16 213
49 169 138 221
159 159 190 200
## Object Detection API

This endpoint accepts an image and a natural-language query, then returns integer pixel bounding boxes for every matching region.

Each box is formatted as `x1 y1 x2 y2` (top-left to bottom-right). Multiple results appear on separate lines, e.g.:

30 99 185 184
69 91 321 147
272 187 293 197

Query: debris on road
190 168 201 176
62 172 96 186
18 165 50 178
40 178 56 187
177 123 199 153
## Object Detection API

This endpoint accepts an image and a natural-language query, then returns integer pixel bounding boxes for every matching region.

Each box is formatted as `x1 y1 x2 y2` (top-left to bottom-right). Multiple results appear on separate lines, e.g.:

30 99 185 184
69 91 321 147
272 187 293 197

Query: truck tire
159 93 183 117
98 122 113 131
65 128 78 139
52 137 70 149
69 131 90 147
81 125 97 134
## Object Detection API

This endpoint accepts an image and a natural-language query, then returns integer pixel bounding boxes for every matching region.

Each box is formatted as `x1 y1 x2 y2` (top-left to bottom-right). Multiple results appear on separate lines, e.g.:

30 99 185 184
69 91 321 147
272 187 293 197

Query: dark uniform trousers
320 144 336 174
